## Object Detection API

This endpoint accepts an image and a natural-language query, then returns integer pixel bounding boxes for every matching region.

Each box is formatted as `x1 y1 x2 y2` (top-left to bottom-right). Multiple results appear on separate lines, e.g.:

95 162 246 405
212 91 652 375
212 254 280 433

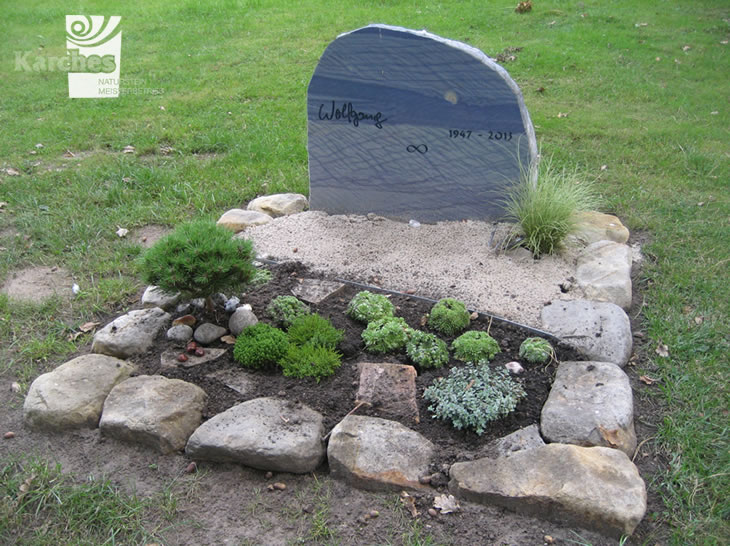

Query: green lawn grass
1 1 728 543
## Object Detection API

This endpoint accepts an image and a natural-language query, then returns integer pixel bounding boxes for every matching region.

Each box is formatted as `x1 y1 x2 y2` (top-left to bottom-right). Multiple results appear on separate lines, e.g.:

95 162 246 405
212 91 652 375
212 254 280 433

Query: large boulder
327 415 434 492
576 241 632 310
141 285 181 310
541 300 632 366
100 375 206 454
186 397 325 473
92 307 170 359
569 211 630 246
542 361 637 455
449 444 647 538
247 193 308 217
23 354 134 430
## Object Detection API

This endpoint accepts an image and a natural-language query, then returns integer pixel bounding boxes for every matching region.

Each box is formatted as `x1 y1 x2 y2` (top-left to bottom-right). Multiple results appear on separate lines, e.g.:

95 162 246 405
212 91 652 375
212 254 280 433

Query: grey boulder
186 397 325 473
92 307 170 358
100 375 206 454
228 305 258 336
24 354 134 430
193 323 227 345
541 300 632 366
576 241 632 310
327 415 434 492
449 444 647 538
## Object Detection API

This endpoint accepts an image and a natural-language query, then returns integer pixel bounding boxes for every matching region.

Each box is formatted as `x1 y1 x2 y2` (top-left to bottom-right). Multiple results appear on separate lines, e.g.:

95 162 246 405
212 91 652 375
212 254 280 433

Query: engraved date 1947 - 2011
448 129 513 141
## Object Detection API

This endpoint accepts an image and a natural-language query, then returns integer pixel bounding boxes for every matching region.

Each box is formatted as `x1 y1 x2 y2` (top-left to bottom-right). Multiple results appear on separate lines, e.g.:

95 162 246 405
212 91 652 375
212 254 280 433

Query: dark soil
134 261 582 467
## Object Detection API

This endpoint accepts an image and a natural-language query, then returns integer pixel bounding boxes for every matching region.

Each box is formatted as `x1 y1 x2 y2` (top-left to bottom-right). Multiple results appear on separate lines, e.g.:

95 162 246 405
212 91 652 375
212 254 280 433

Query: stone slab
449 444 647 538
327 415 434 492
23 354 134 430
307 24 537 222
217 209 272 232
478 424 545 459
541 361 637 455
290 278 346 304
186 397 325 473
356 362 419 423
247 193 308 217
541 300 632 366
160 347 228 369
570 211 630 246
100 375 206 454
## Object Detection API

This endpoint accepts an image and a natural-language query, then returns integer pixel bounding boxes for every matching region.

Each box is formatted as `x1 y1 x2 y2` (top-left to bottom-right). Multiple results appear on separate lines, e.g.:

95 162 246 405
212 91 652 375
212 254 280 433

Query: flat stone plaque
307 24 537 222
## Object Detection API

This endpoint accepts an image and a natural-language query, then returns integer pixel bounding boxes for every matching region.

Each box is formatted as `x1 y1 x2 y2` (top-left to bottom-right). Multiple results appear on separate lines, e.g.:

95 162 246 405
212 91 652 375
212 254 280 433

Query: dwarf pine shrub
139 220 255 300
423 362 526 435
519 337 554 364
452 331 501 363
266 296 310 328
346 291 395 323
233 323 289 369
406 330 449 369
362 316 412 354
428 298 470 336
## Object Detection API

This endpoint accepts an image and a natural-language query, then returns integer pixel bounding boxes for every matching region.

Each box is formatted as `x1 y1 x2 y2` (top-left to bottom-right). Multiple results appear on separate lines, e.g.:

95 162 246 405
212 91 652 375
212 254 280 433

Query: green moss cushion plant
406 330 449 369
519 337 554 364
266 295 310 328
139 220 255 300
423 362 526 435
428 298 470 336
287 314 344 350
233 323 289 369
280 344 342 381
346 291 395 323
361 317 412 354
452 331 501 363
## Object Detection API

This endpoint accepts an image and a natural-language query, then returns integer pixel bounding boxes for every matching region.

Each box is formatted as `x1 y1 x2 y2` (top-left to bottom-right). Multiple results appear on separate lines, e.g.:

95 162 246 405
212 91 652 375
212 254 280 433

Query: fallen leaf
557 112 569 118
515 1 532 14
698 202 705 206
400 491 419 518
694 315 704 325
63 150 76 158
0 202 7 209
600 164 608 171
3 168 20 176
220 335 236 344
640 375 657 385
72 283 80 295
116 227 129 238
635 22 648 27
655 343 670 358
655 57 661 61
682 45 691 52
159 105 166 111
79 321 100 332
67 331 83 341
710 111 719 115
122 145 135 154
35 143 44 149
721 40 728 45
433 494 460 514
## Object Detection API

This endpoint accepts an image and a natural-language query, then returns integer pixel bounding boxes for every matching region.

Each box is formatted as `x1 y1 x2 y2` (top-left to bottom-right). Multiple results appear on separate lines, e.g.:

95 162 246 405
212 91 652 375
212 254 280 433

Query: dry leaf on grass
598 425 624 448
116 227 129 238
639 375 657 385
79 321 100 332
655 343 670 358
515 1 532 13
3 168 20 176
433 494 460 514
557 112 569 118
400 491 419 518
122 145 135 154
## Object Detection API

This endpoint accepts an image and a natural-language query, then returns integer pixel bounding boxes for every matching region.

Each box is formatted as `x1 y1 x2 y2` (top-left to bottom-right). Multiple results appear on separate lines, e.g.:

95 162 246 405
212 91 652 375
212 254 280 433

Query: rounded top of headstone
307 24 537 222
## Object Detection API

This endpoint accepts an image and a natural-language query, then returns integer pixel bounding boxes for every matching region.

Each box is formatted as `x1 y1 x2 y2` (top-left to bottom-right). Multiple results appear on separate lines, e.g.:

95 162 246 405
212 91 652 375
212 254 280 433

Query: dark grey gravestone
307 24 537 223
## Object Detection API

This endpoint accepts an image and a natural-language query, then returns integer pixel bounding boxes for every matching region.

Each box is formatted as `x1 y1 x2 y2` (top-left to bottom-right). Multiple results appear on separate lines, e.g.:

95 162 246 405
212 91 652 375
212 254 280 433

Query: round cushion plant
346 291 395 323
266 295 310 328
519 337 554 364
428 298 471 336
452 330 501 363
361 316 412 354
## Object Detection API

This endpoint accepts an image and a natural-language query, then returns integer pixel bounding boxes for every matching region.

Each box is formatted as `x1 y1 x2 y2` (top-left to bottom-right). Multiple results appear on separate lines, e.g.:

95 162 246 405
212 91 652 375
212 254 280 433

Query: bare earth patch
1 266 75 303
131 225 171 248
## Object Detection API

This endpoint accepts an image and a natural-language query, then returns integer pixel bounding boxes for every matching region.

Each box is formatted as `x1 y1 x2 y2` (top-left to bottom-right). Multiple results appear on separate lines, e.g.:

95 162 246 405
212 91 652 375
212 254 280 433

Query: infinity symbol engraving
406 144 428 154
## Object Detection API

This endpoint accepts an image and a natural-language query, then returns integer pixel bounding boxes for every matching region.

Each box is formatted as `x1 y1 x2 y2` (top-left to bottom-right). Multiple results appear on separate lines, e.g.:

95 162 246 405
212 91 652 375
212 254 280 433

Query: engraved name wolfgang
318 101 387 129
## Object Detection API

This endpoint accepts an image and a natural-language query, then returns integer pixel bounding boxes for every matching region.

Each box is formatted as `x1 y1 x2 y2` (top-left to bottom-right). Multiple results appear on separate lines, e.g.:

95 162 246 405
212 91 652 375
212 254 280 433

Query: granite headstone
307 24 537 223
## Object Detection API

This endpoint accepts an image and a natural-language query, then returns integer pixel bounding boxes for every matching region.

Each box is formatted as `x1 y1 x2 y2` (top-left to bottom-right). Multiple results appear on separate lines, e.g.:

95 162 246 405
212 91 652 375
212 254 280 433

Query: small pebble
4 432 15 439
470 311 479 320
185 462 197 474
544 536 555 544
11 382 21 393
405 289 416 294
369 510 379 518
505 361 525 375
428 508 438 517
273 482 286 491
292 247 298 253
265 471 273 479
177 353 188 363
418 475 431 485
277 390 286 397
